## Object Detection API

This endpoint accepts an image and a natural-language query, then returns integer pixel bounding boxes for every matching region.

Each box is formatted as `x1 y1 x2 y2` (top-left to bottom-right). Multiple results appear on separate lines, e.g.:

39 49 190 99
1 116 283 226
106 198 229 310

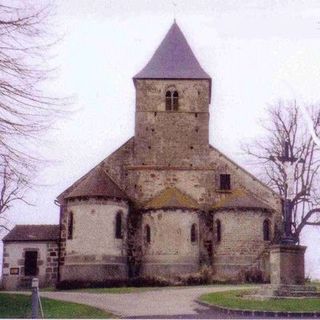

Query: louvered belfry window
165 90 179 111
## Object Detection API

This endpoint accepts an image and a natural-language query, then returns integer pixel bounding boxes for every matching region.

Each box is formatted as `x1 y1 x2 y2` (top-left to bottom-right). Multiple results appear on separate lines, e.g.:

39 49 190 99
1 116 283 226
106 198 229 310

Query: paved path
39 286 253 318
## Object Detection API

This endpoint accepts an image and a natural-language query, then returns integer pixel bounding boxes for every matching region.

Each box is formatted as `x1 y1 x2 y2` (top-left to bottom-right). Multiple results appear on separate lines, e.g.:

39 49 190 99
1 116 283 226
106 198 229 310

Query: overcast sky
1 0 320 278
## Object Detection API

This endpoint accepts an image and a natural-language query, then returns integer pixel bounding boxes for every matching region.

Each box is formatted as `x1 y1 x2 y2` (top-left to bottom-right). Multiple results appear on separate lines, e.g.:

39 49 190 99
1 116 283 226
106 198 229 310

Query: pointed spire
134 22 211 80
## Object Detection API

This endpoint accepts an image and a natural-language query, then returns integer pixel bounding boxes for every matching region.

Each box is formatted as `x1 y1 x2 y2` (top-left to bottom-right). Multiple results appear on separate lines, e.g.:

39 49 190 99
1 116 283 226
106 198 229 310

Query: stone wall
102 136 280 217
59 198 129 282
2 241 58 290
140 209 200 276
46 242 59 285
212 209 273 281
270 244 306 285
57 69 282 283
134 79 210 167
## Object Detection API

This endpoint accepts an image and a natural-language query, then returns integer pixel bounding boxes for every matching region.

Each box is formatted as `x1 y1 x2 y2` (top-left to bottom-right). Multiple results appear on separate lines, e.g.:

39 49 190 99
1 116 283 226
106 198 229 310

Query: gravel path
39 285 252 318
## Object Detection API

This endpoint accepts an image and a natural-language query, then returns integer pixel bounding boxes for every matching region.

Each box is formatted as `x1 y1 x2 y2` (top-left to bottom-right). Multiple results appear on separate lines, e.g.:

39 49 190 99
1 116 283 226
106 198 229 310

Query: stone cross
271 140 303 244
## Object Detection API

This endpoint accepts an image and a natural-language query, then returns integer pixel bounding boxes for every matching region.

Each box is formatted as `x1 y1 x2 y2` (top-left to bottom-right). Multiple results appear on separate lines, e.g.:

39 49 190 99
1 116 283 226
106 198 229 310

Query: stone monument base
254 243 320 298
270 244 306 285
254 284 320 299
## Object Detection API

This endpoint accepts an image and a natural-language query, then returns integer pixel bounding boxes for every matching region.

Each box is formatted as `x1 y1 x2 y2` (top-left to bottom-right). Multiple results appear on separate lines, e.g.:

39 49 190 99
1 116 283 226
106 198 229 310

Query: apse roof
143 187 199 210
65 165 127 200
3 225 59 242
213 189 273 211
134 22 211 80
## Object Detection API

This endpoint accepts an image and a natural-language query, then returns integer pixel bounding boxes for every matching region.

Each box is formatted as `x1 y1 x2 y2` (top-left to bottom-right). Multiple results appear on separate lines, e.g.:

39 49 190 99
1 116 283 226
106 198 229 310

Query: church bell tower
133 22 212 168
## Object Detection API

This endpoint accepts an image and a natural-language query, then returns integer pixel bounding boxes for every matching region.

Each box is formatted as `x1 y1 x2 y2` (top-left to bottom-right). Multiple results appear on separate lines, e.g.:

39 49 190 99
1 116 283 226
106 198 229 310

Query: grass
200 289 320 312
0 293 115 318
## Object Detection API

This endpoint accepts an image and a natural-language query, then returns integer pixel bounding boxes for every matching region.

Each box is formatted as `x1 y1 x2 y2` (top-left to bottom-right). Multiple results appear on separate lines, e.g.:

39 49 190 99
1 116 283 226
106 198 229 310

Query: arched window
165 91 171 110
216 219 221 242
165 89 179 111
191 223 197 243
115 211 122 239
263 219 270 241
67 212 73 240
145 224 151 244
173 91 179 110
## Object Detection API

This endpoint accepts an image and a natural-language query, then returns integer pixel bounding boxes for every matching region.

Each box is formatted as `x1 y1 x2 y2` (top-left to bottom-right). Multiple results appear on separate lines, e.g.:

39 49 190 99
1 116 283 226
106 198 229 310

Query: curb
196 299 320 318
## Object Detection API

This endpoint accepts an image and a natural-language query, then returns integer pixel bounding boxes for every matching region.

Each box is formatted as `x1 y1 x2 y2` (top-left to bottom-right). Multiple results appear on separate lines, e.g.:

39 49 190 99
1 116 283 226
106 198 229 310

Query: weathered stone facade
59 198 129 282
1 22 284 290
213 209 273 281
54 21 282 284
3 23 281 288
141 209 200 276
2 240 58 290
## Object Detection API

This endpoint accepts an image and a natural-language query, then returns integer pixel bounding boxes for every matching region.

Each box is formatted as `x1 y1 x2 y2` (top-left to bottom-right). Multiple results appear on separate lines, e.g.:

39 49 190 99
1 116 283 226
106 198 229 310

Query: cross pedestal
270 244 306 285
258 244 320 298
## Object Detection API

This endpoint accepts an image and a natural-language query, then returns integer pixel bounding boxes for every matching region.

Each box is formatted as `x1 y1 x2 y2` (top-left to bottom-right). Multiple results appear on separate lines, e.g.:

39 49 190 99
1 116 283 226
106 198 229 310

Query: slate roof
143 187 199 210
134 22 211 80
213 189 273 211
65 165 127 200
2 225 59 242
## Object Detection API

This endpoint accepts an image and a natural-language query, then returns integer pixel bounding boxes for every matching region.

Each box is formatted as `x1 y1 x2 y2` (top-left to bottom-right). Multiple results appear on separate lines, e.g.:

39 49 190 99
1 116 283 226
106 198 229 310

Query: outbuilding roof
134 22 211 80
2 225 59 242
65 165 127 200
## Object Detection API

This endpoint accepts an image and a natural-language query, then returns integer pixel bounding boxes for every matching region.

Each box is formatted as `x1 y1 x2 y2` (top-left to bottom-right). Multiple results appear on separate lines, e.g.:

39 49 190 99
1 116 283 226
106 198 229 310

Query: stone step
257 284 320 298
264 285 317 292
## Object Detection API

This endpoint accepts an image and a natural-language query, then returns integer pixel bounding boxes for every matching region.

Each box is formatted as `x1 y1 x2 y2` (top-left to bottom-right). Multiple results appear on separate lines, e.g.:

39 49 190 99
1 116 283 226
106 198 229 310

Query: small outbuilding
1 225 59 290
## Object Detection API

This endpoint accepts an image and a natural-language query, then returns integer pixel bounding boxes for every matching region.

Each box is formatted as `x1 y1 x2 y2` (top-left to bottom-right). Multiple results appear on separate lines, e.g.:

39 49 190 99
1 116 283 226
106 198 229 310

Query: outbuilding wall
2 241 58 290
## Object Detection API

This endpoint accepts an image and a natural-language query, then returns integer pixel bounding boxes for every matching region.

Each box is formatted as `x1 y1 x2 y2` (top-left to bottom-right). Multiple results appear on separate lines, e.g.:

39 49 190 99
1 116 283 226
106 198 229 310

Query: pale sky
1 0 320 278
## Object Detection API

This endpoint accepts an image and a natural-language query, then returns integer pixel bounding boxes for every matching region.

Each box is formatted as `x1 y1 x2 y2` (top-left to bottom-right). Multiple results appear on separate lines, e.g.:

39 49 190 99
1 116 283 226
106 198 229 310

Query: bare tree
0 1 65 228
244 100 320 242
0 156 30 231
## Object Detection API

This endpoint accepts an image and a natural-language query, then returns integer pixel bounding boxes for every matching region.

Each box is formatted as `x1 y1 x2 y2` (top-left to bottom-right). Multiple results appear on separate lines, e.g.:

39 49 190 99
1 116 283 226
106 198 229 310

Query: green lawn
0 293 115 318
200 289 320 312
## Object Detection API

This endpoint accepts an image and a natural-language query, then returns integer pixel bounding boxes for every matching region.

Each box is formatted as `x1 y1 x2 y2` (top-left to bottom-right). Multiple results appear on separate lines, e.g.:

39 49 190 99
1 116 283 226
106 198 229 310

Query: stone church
2 22 281 289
